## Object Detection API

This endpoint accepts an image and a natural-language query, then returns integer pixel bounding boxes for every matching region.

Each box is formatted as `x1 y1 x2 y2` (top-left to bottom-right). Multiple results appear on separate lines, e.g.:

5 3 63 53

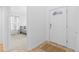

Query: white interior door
50 7 67 46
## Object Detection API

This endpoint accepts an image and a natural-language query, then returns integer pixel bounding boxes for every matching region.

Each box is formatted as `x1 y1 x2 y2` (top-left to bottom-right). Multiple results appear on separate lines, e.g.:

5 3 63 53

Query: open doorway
8 6 27 51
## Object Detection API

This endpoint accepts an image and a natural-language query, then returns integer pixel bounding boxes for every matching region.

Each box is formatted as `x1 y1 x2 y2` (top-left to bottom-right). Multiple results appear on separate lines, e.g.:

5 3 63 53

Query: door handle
50 24 52 29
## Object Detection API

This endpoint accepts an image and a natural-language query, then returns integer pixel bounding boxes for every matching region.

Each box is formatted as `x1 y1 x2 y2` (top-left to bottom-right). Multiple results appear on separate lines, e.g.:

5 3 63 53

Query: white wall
27 6 48 49
67 7 79 51
0 7 9 50
1 7 10 51
0 7 3 43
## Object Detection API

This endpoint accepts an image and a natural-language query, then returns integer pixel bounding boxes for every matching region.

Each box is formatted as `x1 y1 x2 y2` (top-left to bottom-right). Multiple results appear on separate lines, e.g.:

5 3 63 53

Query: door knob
50 24 52 29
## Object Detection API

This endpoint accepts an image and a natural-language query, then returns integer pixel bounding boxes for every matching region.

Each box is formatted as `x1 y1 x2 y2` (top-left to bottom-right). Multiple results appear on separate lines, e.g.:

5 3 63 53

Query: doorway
8 6 27 51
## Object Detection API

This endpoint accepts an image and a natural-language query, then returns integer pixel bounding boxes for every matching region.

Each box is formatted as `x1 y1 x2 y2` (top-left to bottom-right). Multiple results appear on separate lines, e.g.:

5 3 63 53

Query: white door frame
7 6 28 51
